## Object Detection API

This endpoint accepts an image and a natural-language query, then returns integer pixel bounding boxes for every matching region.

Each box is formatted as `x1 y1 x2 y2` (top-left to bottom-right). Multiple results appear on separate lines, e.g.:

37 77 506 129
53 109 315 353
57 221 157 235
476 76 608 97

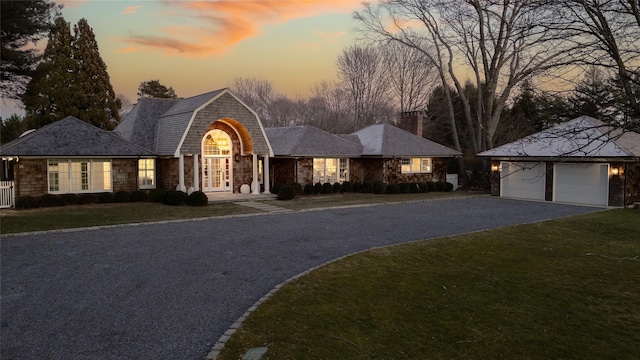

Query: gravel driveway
1 197 601 359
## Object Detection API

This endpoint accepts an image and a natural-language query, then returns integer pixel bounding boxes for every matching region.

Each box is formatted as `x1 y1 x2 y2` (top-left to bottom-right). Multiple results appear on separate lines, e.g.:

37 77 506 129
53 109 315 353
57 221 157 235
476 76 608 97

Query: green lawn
218 208 640 360
0 202 259 234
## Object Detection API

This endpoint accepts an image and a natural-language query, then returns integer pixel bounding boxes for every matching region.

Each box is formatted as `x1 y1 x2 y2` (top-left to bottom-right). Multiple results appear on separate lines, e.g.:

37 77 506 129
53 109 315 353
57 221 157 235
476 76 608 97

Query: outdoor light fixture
491 164 500 172
610 166 622 176
235 154 240 162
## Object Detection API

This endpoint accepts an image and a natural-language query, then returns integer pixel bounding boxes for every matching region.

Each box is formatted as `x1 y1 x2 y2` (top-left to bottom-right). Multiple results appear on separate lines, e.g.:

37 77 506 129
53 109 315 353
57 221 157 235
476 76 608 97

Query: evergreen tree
22 17 77 128
1 114 28 145
22 17 121 130
0 0 61 99
72 18 121 128
138 79 178 99
567 67 619 122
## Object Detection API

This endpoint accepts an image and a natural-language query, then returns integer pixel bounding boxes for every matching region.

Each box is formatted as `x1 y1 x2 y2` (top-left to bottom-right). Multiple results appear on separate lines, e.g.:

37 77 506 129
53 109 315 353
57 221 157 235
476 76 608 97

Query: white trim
217 119 245 154
178 155 186 192
224 89 275 157
263 155 271 194
252 153 259 194
193 154 200 191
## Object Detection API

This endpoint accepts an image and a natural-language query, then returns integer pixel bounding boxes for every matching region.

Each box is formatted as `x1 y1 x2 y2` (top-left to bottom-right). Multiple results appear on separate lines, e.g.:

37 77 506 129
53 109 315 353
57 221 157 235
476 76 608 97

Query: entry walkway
206 192 277 203
233 201 294 214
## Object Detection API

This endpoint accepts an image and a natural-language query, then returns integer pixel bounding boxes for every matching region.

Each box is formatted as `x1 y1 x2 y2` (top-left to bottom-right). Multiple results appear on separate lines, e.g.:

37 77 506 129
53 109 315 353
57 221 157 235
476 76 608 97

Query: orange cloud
118 0 360 57
315 30 348 43
123 5 143 15
58 0 89 9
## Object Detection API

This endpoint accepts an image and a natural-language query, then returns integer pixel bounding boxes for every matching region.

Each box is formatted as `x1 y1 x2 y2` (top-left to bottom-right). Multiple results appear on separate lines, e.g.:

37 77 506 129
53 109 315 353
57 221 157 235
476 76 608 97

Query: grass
0 202 259 234
0 191 477 234
218 208 640 360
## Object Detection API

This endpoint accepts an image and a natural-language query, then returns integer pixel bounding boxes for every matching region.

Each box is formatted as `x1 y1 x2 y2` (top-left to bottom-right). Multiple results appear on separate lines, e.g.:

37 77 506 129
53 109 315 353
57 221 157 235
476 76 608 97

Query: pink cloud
118 0 360 57
123 5 143 15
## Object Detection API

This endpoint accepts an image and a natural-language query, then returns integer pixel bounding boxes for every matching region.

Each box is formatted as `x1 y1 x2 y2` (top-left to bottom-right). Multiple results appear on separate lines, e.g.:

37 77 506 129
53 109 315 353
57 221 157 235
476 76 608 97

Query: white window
401 158 432 174
138 159 155 189
48 159 112 194
313 158 349 183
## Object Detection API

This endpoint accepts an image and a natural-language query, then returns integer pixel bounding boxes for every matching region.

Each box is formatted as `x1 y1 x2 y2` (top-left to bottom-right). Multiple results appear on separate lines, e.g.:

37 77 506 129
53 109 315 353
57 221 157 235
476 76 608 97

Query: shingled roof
265 125 362 157
478 116 640 159
352 123 462 157
0 116 155 157
114 97 178 152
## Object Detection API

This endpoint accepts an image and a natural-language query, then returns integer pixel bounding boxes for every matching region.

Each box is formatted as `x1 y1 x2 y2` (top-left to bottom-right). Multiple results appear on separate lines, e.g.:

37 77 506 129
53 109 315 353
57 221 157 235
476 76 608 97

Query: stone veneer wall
271 158 296 187
623 162 640 206
112 159 138 193
14 159 47 198
382 158 447 184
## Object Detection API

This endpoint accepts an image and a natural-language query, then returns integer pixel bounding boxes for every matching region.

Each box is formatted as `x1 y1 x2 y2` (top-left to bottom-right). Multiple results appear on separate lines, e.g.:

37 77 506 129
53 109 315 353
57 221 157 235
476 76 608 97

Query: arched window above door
203 130 231 156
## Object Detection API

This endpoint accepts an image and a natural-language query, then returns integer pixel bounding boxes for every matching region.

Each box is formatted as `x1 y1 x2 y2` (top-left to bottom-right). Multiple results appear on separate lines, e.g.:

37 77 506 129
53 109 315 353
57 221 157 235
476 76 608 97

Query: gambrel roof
0 116 154 157
265 125 362 157
352 123 462 157
478 116 640 159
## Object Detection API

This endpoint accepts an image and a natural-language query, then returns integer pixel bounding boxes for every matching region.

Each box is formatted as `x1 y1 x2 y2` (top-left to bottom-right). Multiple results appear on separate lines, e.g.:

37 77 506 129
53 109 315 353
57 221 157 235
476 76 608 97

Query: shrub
277 184 296 200
427 182 437 192
97 192 114 203
362 182 372 193
445 182 455 192
114 191 131 203
187 191 209 206
148 189 167 203
322 182 333 194
398 183 410 194
373 181 386 194
387 183 400 194
165 190 188 206
130 190 148 202
60 193 78 206
271 183 282 195
435 181 446 192
290 182 302 195
418 183 429 193
409 183 420 193
342 181 352 193
303 183 314 195
352 182 363 193
314 182 323 194
77 194 98 204
39 194 63 207
333 182 342 193
15 196 39 209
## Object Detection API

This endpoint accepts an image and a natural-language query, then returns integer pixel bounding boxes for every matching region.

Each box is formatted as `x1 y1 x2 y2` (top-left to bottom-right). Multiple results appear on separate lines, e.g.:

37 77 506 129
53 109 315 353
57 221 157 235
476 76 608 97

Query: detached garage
480 116 640 207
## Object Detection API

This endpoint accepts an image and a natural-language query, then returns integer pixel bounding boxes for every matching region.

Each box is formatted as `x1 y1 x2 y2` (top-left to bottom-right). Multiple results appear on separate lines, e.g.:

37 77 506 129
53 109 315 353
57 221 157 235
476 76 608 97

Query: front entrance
202 129 232 192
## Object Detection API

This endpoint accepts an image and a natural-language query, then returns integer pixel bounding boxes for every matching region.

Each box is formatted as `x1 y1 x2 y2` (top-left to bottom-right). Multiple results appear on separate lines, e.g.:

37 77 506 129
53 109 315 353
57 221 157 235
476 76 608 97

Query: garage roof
478 116 640 158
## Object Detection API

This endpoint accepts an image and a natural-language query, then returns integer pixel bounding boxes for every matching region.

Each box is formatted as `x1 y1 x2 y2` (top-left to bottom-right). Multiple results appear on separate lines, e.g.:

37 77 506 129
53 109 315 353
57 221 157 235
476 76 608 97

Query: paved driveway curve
1 197 601 359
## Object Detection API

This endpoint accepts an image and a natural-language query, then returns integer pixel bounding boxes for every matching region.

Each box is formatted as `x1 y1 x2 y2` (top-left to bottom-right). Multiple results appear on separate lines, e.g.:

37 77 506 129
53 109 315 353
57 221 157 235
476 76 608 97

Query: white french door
203 157 231 192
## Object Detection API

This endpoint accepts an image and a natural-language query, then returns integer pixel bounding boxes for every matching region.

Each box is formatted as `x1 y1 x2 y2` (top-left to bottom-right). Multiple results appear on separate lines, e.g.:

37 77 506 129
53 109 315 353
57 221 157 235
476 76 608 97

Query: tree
229 77 276 125
72 18 121 128
22 17 121 130
559 0 640 129
336 44 391 131
567 67 620 122
137 79 177 99
380 40 436 113
0 0 61 100
355 0 580 152
1 114 28 144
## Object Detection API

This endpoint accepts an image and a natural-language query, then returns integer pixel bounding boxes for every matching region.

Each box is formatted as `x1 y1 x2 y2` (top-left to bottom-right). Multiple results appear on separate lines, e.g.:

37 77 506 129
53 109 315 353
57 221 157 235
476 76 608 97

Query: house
478 116 640 207
0 89 461 207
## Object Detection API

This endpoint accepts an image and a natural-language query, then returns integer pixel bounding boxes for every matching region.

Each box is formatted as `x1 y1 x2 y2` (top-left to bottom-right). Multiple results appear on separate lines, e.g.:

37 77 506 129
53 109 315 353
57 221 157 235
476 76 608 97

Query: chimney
399 110 424 137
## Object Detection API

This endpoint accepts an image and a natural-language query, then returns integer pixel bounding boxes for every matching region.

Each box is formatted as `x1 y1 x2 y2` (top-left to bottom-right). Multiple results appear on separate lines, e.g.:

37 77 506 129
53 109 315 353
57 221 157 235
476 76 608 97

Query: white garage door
501 162 546 201
554 163 608 206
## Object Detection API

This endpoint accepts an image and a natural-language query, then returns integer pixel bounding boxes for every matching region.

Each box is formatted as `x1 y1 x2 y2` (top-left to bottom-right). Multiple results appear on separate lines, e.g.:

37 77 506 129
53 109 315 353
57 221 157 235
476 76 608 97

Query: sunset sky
1 0 366 118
